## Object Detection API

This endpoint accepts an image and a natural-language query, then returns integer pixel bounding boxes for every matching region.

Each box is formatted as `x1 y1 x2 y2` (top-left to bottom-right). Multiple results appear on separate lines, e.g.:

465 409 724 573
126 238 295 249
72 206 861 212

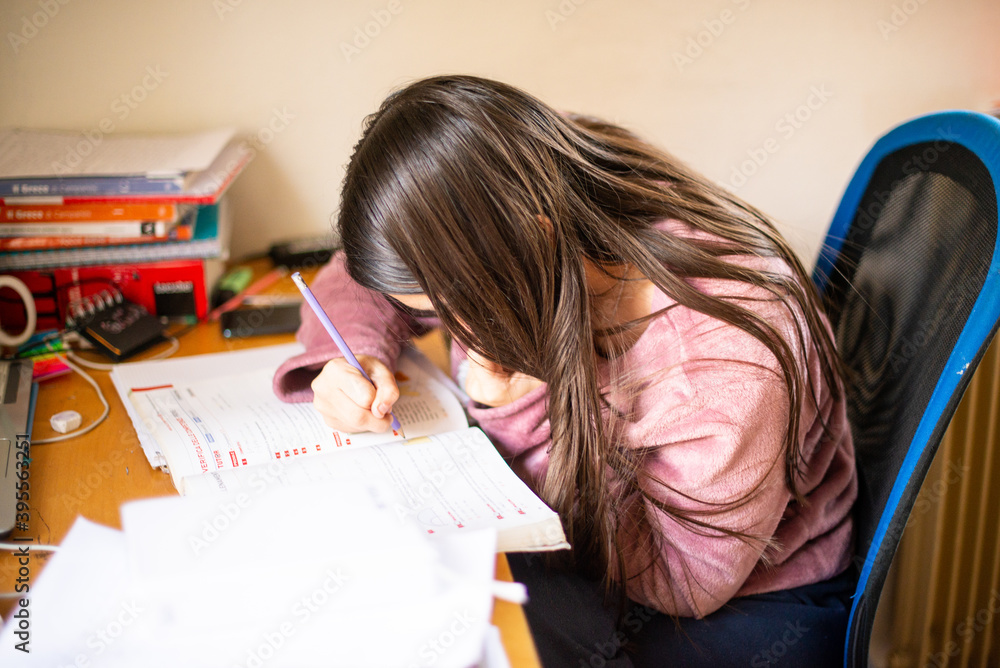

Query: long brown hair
337 75 843 609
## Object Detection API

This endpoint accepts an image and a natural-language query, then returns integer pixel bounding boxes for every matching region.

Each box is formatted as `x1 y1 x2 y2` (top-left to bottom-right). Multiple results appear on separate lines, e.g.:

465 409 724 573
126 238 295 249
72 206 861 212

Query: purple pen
291 271 402 432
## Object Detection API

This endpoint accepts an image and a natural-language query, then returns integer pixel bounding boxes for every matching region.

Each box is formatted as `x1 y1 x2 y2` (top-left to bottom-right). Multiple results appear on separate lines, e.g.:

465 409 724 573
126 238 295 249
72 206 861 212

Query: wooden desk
0 297 540 666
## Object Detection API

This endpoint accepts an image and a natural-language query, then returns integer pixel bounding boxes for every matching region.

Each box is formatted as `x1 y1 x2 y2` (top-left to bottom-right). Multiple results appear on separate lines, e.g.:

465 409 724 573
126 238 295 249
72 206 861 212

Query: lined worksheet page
111 343 304 467
181 427 567 550
124 347 468 487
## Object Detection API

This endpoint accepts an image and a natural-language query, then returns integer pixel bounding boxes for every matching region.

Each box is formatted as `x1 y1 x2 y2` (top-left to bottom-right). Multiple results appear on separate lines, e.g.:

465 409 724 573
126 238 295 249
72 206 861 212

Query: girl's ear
537 214 555 244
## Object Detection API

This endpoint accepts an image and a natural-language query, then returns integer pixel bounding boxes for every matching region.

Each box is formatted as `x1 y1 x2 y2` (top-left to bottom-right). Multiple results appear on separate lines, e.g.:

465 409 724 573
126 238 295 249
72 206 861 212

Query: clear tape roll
0 275 36 347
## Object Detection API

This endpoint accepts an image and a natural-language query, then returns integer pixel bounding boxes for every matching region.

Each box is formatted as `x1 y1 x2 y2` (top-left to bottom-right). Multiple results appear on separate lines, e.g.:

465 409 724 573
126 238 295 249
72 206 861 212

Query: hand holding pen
291 272 402 434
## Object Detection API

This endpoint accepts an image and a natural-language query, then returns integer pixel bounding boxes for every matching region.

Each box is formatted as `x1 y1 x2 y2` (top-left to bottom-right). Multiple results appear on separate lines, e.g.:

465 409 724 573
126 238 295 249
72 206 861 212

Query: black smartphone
220 302 302 338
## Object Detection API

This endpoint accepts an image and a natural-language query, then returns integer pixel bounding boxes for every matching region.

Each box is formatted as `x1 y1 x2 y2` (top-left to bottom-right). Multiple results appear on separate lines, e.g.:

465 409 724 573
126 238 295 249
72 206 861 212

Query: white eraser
50 410 82 434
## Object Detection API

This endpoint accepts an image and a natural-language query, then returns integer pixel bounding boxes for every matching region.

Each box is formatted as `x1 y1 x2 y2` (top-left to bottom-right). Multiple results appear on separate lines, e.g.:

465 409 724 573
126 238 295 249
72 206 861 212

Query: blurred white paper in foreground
0 479 504 667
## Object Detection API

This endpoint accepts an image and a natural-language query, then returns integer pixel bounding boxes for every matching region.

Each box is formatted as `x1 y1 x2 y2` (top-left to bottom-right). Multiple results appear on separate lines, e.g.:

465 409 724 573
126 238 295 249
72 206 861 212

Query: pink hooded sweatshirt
272 223 857 618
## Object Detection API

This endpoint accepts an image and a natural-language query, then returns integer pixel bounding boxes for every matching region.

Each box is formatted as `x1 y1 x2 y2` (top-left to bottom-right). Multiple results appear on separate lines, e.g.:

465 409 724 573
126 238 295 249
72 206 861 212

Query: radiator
881 336 1000 667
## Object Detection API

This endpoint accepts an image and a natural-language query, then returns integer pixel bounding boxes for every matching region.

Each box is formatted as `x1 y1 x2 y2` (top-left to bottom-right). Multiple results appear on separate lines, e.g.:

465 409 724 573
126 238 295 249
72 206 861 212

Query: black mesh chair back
812 110 1000 667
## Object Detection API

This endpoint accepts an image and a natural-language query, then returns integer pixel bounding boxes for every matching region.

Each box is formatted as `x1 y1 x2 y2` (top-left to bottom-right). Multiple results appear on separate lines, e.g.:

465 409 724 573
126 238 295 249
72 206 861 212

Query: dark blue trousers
508 553 855 668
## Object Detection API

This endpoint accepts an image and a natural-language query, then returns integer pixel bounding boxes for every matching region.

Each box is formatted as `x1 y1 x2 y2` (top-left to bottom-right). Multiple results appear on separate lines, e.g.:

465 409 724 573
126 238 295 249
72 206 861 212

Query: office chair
811 110 1000 667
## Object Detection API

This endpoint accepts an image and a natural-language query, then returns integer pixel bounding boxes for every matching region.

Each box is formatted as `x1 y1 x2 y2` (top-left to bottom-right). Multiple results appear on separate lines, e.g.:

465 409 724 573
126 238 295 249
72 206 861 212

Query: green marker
211 266 254 308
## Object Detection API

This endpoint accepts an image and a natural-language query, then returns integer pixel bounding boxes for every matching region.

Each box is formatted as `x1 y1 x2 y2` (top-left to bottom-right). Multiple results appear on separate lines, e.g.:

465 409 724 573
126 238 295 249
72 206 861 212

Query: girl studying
273 75 857 666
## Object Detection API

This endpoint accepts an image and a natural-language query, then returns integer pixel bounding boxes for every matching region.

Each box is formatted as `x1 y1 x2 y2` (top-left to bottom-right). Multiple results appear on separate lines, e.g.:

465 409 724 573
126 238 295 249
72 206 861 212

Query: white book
111 343 569 553
0 127 235 178
0 220 171 238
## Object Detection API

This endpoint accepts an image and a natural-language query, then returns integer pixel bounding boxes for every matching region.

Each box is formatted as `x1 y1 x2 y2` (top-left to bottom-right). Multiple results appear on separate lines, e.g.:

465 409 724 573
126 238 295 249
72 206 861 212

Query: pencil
290 271 402 432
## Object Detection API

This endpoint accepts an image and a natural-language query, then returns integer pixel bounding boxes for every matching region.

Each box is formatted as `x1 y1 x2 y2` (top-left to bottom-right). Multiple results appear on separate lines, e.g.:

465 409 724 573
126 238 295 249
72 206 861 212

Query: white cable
66 335 179 371
32 355 109 444
64 350 115 371
146 334 180 360
33 334 179 443
0 542 59 552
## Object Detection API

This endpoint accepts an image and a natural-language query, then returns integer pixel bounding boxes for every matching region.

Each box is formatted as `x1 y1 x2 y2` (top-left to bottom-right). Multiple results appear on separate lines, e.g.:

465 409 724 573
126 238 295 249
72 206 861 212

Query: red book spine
0 202 177 222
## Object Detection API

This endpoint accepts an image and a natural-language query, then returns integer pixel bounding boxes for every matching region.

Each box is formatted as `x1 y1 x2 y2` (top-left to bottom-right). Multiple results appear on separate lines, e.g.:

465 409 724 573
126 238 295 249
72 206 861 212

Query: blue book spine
0 175 183 197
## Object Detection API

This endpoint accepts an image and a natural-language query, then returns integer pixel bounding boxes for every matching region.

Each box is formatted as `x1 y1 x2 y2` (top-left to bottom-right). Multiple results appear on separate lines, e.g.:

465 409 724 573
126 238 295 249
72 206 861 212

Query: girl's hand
311 355 399 433
465 350 543 408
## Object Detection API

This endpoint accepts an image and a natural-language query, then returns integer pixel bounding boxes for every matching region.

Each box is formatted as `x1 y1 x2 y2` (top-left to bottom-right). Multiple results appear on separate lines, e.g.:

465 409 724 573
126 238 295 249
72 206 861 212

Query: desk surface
0 281 540 667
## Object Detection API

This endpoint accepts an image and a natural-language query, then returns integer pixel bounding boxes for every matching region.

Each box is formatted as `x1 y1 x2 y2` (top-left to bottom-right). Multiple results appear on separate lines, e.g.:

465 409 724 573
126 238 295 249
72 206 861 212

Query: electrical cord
31 354 110 444
0 543 59 552
66 335 180 372
27 319 187 443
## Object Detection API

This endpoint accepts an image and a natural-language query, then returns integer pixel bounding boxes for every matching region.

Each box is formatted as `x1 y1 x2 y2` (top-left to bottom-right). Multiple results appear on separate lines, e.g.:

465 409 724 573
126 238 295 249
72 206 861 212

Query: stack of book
0 128 253 331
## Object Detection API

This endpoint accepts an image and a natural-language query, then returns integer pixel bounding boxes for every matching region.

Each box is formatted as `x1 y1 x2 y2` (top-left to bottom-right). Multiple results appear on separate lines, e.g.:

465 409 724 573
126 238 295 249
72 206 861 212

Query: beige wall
2 0 998 263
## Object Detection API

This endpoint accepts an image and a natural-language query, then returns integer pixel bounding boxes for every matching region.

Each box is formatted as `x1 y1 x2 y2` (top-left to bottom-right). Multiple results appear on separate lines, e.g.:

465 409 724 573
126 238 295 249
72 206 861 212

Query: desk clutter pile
0 128 252 332
0 481 512 667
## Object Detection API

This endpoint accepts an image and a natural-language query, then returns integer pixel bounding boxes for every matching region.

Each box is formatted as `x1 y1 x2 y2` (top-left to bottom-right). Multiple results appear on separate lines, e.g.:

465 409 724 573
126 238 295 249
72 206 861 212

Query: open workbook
111 343 569 553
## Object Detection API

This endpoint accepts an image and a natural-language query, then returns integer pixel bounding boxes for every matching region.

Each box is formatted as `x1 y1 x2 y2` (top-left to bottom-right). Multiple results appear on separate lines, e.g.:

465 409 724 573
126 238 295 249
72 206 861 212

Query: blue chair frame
812 110 1000 667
